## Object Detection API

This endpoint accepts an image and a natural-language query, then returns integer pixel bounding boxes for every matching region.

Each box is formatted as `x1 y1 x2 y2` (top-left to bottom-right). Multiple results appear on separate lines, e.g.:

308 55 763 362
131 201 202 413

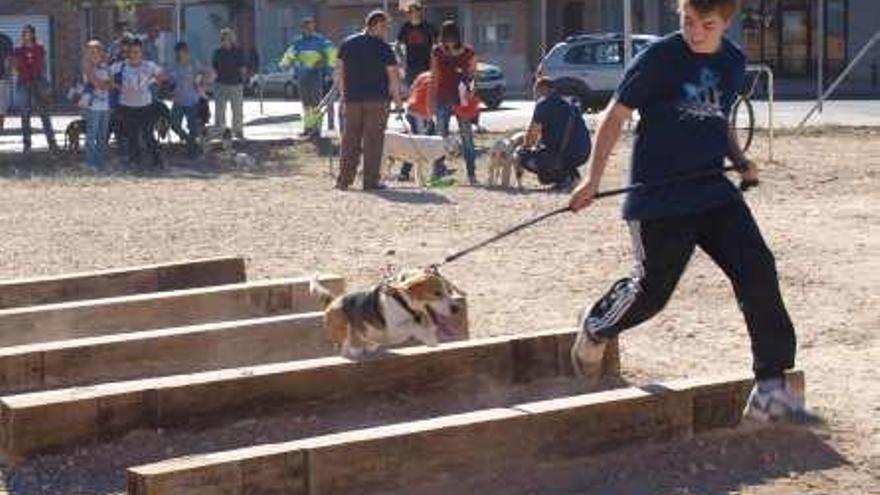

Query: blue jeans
171 103 202 156
85 109 110 170
436 103 476 178
17 81 57 151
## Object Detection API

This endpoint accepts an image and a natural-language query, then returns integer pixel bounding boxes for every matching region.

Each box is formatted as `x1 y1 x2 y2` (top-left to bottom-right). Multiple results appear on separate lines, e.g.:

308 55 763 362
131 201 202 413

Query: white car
248 62 297 99
537 33 660 111
248 63 335 100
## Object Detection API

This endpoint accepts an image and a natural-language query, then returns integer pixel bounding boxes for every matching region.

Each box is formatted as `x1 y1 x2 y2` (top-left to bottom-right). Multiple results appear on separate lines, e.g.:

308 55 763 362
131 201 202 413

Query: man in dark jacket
518 77 591 191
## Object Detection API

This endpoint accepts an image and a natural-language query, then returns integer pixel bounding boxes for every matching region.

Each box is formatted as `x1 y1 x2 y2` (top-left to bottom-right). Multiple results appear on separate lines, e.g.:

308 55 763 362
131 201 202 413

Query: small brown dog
311 268 463 358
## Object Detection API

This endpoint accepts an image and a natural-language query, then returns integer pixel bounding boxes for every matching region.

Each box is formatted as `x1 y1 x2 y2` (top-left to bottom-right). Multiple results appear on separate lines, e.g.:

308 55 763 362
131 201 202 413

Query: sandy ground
0 128 877 494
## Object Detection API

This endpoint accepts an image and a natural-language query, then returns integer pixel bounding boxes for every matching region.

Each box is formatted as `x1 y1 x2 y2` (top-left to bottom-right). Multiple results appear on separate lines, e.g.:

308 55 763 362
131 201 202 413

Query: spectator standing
113 38 165 170
519 77 591 191
212 28 246 139
82 40 112 172
13 25 58 153
336 10 402 191
429 20 477 184
396 2 435 88
279 17 337 138
0 34 12 131
167 42 212 158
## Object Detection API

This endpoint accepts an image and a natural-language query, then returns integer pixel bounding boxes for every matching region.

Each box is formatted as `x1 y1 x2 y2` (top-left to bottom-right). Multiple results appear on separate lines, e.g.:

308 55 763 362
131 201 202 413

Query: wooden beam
127 371 803 495
0 313 331 395
0 329 614 458
0 275 344 347
0 257 246 310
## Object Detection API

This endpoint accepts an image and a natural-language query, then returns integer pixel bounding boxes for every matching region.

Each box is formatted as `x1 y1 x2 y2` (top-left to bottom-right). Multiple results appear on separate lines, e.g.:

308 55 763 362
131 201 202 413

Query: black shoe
364 183 388 191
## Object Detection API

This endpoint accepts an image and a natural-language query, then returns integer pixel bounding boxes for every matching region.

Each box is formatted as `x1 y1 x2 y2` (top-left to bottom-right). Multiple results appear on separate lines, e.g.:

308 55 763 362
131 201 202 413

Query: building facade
0 0 877 99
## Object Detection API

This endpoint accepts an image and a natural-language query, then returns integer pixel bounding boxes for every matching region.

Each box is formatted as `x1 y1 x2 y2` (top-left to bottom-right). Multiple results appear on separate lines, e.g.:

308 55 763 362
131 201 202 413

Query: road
0 98 878 153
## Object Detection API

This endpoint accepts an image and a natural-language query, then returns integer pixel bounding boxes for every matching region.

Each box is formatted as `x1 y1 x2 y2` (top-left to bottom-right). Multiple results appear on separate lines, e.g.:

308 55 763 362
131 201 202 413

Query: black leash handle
440 165 756 266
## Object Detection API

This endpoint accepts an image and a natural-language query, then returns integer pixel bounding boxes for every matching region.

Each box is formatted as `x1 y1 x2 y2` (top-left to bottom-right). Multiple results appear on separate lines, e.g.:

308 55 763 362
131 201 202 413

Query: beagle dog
311 268 463 358
487 131 526 189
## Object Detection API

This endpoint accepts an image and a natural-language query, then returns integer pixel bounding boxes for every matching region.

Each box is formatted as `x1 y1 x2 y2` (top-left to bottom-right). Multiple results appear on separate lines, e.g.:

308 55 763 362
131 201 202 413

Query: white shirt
113 60 161 108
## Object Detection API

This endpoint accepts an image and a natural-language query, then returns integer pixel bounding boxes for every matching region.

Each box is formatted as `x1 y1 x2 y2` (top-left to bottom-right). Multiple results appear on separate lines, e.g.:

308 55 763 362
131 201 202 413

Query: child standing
166 42 211 158
112 38 164 171
82 40 112 172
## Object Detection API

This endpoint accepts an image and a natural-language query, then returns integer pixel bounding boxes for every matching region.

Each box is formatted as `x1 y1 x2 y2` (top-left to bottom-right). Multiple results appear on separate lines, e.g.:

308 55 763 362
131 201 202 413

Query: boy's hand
737 159 760 191
569 179 600 212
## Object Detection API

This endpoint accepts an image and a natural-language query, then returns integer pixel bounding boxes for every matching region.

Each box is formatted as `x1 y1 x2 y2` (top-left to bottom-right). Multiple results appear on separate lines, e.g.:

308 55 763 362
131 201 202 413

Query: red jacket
14 44 46 84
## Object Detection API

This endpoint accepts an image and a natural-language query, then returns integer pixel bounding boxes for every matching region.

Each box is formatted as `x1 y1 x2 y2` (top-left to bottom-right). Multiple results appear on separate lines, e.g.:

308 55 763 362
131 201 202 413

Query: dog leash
438 165 756 266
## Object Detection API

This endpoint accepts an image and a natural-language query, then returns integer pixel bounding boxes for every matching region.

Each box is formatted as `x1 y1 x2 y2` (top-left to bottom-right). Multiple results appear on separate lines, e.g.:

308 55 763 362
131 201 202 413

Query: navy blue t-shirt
532 93 591 163
615 32 745 220
339 33 397 103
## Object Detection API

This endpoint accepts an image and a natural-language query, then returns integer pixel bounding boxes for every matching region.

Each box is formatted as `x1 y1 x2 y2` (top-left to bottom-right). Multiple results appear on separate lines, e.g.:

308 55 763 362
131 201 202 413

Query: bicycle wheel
730 95 755 154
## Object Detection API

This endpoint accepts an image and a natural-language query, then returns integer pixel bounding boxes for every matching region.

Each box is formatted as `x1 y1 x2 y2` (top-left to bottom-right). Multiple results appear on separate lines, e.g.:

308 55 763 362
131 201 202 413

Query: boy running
568 0 817 423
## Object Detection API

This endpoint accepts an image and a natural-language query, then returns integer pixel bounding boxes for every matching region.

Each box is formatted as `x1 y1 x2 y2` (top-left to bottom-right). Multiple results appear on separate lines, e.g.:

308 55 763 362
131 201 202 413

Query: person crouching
517 77 591 192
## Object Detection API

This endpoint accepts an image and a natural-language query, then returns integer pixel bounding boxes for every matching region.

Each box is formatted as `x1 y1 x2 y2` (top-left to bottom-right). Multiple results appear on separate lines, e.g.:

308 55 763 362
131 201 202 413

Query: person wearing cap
335 10 403 190
280 16 337 139
396 2 435 88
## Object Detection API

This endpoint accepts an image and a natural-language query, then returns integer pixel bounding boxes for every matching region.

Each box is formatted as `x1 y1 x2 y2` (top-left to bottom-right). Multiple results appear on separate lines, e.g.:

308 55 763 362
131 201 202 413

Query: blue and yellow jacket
279 33 337 75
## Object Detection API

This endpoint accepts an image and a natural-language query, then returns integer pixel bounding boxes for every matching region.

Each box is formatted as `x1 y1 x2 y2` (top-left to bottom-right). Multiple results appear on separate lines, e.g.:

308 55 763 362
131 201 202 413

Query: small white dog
382 130 461 187
487 131 526 189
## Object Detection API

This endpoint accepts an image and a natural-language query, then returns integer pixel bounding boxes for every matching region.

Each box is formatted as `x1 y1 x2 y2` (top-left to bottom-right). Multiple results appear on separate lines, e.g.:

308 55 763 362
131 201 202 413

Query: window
594 42 622 64
563 43 595 65
474 13 513 52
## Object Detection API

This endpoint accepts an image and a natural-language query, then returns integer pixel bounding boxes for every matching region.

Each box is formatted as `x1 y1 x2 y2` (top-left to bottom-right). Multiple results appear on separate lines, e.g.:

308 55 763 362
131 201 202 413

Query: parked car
247 63 334 100
537 33 660 111
475 62 506 109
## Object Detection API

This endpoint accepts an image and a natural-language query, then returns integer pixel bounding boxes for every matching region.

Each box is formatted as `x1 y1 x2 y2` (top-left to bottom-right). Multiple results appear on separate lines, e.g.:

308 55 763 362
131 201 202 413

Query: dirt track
0 128 877 494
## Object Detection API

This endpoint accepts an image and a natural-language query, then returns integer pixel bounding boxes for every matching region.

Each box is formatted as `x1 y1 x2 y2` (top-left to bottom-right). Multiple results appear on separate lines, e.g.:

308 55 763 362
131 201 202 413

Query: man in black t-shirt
336 10 403 191
396 2 435 87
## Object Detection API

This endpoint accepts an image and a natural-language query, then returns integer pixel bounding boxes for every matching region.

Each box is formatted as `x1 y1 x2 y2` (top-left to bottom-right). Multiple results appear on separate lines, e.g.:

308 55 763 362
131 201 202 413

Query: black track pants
581 199 796 380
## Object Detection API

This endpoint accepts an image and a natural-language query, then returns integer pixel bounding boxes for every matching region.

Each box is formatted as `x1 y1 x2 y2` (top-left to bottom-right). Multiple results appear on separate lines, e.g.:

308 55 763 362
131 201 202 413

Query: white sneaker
744 381 821 425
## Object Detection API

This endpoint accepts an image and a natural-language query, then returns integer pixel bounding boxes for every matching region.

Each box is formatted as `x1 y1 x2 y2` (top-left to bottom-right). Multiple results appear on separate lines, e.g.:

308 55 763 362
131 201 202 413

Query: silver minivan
537 33 660 111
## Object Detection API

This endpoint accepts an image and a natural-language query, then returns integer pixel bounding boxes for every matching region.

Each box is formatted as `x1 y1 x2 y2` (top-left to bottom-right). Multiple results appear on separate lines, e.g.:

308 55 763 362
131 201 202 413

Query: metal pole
540 0 547 55
255 0 264 115
817 0 824 113
623 0 633 67
797 30 880 128
175 0 182 41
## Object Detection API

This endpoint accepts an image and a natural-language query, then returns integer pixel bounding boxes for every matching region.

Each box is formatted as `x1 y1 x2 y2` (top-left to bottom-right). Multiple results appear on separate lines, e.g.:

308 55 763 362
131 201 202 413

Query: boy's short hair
174 41 189 52
679 0 739 19
127 37 143 49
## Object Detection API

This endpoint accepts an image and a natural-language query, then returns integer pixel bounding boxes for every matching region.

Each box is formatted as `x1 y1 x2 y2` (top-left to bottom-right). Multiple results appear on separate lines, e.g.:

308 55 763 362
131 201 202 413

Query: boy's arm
569 101 633 212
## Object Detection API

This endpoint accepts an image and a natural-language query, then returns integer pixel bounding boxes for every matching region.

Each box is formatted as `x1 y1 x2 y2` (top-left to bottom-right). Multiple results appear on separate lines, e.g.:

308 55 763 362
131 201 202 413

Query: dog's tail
310 274 336 309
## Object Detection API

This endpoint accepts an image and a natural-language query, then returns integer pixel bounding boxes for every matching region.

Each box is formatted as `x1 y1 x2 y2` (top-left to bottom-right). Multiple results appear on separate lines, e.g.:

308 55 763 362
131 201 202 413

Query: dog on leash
487 131 526 189
382 130 461 187
310 268 464 359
